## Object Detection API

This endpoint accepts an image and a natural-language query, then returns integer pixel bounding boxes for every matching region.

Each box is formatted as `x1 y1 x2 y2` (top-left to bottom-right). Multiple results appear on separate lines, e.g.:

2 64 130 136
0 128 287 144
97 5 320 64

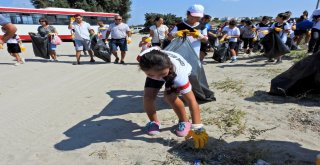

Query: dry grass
287 50 308 63
288 108 320 134
211 78 248 97
89 146 108 159
202 107 247 137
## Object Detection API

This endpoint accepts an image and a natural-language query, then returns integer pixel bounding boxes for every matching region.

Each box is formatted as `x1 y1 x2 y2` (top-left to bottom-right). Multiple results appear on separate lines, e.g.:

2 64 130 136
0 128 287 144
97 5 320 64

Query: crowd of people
0 4 319 149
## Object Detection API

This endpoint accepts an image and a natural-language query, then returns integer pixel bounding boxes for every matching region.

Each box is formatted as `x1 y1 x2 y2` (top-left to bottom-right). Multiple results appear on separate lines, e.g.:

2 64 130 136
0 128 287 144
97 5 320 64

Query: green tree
143 13 182 29
30 0 132 22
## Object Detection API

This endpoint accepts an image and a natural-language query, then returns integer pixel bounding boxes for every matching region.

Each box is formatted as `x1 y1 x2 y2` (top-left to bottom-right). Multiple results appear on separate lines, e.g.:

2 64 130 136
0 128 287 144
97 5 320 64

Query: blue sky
0 0 317 25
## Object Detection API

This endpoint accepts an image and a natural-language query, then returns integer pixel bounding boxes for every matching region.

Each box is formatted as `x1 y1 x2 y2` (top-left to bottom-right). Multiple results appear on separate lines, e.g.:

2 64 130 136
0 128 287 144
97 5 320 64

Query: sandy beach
0 34 319 164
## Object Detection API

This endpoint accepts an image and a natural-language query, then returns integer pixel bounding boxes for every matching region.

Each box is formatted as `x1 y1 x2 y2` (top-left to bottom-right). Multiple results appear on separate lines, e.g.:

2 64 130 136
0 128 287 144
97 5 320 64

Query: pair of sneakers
145 121 191 137
14 58 26 66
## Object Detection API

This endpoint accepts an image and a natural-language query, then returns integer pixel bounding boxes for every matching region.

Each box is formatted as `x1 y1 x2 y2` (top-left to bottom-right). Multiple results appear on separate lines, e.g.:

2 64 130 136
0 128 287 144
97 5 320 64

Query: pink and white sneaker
145 121 161 136
175 121 191 137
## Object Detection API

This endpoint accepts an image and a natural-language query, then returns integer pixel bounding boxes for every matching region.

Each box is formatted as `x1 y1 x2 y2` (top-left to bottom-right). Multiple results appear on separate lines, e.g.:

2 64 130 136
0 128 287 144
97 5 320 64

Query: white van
131 27 144 34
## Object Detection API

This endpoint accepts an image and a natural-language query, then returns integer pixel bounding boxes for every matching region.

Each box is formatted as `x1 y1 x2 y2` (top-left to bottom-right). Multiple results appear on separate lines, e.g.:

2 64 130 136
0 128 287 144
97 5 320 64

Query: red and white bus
0 6 118 41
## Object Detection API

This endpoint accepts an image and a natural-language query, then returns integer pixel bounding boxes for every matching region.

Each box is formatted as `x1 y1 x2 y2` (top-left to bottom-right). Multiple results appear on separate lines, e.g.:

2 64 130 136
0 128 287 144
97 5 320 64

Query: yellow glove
20 45 26 52
70 17 75 23
0 43 3 49
292 25 296 31
127 37 132 44
175 29 190 37
185 126 208 149
275 27 282 32
261 30 269 35
219 39 224 44
189 30 200 38
145 37 152 43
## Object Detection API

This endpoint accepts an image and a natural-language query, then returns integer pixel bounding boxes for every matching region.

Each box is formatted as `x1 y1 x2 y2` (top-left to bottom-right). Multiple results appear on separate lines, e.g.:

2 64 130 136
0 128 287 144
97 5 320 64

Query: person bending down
138 47 208 149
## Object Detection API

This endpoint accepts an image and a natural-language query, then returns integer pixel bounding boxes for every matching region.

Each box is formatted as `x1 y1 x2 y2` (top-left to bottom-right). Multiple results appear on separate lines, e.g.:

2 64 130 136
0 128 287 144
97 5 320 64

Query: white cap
187 4 204 18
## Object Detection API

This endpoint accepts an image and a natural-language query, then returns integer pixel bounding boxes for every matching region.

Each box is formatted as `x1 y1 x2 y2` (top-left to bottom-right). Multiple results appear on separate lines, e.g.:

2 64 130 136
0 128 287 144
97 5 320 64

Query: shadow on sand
167 137 318 164
54 90 171 151
245 90 320 107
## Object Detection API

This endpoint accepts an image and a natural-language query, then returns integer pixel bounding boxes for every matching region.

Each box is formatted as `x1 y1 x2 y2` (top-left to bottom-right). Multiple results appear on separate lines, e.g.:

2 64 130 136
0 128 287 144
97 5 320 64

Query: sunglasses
115 19 122 20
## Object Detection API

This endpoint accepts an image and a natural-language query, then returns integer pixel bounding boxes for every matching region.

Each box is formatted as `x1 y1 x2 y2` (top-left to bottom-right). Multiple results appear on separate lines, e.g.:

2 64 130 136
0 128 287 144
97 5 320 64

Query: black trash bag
161 38 171 49
165 37 216 102
91 36 111 62
286 37 298 50
29 32 50 59
269 54 320 97
212 42 231 63
261 30 290 59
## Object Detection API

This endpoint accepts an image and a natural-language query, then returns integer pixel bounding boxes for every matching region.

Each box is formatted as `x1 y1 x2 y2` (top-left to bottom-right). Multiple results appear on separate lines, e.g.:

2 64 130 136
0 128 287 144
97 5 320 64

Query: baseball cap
187 4 204 18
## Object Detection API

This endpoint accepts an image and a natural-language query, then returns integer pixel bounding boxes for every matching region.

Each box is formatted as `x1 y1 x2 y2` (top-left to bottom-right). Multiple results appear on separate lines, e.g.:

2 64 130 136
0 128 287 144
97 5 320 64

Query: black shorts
200 42 208 53
144 77 165 89
294 29 308 36
7 43 21 53
228 42 237 49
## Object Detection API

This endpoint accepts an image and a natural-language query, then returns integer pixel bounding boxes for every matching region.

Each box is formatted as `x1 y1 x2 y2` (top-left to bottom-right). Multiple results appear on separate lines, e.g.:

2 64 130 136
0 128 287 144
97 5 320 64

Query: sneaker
72 61 80 65
230 59 237 63
175 121 191 137
275 60 283 64
266 59 275 62
114 57 119 64
14 62 20 66
21 58 26 64
90 59 95 63
145 121 160 136
120 60 125 64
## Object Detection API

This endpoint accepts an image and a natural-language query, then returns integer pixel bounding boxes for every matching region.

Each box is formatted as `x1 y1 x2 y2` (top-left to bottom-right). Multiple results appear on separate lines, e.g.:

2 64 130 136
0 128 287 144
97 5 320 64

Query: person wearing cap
308 9 320 54
199 14 213 64
68 14 95 65
0 14 17 48
169 4 208 59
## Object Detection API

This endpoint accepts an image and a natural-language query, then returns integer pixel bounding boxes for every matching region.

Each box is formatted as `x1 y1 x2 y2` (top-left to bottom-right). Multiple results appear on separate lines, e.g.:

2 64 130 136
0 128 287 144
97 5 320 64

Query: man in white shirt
106 15 131 64
68 14 95 65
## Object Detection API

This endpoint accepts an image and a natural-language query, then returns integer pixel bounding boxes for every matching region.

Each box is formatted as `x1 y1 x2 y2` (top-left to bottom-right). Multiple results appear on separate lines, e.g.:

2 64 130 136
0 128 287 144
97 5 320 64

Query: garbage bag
29 32 50 59
91 36 111 62
212 42 231 63
165 37 216 101
261 30 290 59
269 54 320 97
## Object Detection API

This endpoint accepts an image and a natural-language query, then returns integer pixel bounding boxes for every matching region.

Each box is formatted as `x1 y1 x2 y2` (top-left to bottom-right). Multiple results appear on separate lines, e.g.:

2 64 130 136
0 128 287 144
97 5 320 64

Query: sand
0 34 319 165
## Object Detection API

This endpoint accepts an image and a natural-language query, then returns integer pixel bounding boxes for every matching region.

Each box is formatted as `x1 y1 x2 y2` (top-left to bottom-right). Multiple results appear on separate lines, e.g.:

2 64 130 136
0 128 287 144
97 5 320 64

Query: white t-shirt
150 24 168 43
170 20 207 58
222 26 240 42
98 24 109 39
108 22 130 39
139 48 192 94
7 34 20 44
71 21 92 40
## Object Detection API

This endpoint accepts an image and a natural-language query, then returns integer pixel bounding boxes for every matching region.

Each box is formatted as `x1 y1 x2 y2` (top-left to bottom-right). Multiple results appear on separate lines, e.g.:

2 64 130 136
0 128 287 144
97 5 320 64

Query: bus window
21 14 33 24
1 12 22 24
83 16 97 25
97 17 114 25
56 15 69 25
46 15 57 24
31 14 44 24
